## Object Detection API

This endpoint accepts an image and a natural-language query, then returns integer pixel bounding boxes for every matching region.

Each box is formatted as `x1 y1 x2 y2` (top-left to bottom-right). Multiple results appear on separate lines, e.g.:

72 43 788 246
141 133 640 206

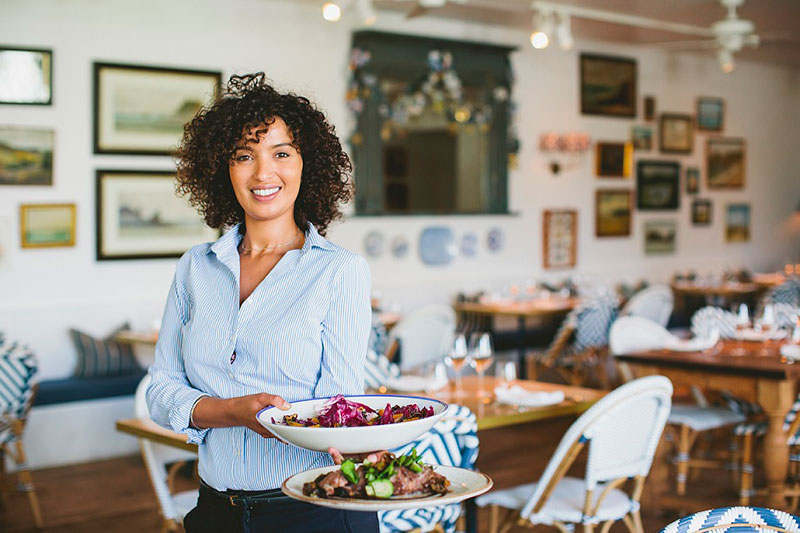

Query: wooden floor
0 453 727 532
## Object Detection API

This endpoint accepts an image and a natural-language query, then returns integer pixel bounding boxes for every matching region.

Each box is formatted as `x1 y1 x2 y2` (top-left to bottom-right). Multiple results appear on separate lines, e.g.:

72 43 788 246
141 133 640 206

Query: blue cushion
34 370 146 406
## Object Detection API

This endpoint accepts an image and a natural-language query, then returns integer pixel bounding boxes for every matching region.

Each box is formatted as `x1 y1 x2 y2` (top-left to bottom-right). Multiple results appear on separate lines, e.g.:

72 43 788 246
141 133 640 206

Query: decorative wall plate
460 232 478 257
363 230 385 258
419 227 456 265
487 228 504 253
391 235 409 258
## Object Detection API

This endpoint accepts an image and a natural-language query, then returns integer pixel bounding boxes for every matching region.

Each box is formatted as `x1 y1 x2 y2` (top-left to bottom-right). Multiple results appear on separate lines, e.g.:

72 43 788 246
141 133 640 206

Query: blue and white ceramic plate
363 231 385 258
487 228 504 253
460 232 478 257
391 236 409 258
419 227 456 265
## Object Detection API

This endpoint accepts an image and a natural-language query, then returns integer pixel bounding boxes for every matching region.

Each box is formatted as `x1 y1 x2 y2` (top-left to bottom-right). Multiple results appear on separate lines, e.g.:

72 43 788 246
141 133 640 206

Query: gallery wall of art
1 0 799 379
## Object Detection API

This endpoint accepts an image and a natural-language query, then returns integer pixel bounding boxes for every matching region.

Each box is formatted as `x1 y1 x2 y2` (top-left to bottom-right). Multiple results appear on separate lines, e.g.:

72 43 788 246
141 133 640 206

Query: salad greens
339 448 426 499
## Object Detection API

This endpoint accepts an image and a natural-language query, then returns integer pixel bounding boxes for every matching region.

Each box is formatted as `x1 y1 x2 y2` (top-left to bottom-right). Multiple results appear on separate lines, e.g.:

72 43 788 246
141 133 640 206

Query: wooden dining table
617 339 798 510
117 375 603 532
453 297 580 378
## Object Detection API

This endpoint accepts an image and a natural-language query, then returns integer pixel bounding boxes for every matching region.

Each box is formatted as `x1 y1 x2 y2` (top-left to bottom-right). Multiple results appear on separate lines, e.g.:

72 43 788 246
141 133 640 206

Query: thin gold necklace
239 232 302 253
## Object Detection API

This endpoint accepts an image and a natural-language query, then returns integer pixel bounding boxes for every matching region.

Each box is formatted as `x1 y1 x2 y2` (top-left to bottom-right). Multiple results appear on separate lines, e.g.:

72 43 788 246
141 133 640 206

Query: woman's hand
328 448 388 465
192 393 291 439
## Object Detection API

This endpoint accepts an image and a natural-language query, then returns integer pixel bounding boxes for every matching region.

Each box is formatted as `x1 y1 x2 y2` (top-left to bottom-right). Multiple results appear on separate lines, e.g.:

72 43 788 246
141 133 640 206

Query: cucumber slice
368 479 394 498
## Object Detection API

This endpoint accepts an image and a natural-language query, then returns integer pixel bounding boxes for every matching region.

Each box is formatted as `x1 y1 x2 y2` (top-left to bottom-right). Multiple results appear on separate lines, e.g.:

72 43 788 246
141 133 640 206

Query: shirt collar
208 222 335 258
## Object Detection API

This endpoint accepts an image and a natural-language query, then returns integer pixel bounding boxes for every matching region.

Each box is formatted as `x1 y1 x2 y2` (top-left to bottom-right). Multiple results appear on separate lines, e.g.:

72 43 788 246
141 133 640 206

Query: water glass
495 360 518 390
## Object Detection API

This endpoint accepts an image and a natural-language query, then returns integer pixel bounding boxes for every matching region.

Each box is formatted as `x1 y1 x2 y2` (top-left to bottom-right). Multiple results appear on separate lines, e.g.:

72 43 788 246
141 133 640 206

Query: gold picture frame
543 209 577 269
20 203 76 248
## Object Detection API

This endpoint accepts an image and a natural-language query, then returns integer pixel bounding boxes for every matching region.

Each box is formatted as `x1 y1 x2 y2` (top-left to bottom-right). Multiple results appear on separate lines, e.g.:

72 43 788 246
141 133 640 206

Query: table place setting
493 385 566 408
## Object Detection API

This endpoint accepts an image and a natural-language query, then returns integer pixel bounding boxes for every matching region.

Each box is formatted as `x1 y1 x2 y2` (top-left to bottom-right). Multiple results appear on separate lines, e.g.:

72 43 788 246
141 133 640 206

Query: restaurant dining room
2 0 800 531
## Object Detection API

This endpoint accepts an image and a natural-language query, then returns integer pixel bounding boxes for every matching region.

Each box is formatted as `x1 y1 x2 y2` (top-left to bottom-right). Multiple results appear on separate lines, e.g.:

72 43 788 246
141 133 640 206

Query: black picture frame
580 53 637 118
93 62 221 155
637 160 680 210
96 169 220 260
692 199 712 226
0 46 53 105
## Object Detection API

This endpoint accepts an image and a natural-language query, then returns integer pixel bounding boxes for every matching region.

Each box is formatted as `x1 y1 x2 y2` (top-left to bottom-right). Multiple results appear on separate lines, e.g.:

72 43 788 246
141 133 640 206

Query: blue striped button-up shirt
146 223 371 491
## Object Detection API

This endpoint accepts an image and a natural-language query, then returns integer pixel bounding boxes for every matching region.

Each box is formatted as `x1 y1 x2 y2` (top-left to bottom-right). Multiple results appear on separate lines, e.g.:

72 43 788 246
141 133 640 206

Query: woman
147 73 378 533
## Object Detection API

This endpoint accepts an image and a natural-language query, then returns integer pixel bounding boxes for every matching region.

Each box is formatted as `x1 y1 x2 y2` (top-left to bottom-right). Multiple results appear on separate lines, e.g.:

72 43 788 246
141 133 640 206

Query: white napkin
780 344 800 360
494 385 565 407
384 375 448 392
664 330 720 352
737 328 788 342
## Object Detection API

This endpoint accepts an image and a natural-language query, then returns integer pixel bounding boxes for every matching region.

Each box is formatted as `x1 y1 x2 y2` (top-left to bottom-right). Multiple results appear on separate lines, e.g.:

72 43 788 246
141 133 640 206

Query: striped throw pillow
70 323 142 378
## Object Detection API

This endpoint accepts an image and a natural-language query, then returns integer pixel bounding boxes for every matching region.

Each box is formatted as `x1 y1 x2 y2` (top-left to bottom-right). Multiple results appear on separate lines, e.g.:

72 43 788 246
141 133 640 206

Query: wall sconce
539 132 591 174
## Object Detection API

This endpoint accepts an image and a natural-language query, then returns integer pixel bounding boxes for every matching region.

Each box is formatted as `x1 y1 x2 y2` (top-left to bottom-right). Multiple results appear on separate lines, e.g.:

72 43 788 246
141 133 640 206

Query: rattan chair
659 506 800 533
476 376 672 533
619 284 674 328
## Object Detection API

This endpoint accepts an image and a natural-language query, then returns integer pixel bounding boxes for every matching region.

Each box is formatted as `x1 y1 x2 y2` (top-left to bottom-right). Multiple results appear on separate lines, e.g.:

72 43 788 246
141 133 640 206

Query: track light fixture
322 1 342 22
322 0 377 25
530 9 552 49
355 0 377 25
555 12 574 50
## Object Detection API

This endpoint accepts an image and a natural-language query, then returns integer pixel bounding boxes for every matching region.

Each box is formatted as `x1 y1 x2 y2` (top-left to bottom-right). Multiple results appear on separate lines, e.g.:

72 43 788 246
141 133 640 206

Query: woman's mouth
251 186 281 201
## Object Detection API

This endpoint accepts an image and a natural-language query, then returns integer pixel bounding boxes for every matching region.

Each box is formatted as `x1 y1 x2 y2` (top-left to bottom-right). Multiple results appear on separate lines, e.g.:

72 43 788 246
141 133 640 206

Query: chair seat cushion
668 405 745 431
33 370 147 406
475 476 636 526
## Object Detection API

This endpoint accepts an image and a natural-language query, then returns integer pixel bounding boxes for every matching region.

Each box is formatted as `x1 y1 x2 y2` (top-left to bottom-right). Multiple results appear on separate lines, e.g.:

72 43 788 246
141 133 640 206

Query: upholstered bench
33 371 146 407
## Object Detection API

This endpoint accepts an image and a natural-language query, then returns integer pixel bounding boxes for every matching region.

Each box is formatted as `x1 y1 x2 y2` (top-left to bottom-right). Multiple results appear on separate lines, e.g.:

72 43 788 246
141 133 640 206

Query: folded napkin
736 328 787 342
780 344 800 360
494 385 565 407
384 374 448 392
664 330 720 352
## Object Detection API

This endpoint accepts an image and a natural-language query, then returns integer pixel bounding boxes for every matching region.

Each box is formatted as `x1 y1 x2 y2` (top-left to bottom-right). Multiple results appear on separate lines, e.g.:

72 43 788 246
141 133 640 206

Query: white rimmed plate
736 328 787 342
281 464 492 511
256 395 448 454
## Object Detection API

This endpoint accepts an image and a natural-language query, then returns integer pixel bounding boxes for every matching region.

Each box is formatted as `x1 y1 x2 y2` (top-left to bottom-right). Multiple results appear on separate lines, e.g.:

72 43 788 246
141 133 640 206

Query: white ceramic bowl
255 395 448 454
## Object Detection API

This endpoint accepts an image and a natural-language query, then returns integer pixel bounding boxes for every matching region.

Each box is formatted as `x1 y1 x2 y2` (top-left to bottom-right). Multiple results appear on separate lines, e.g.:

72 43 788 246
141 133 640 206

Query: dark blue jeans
184 483 379 533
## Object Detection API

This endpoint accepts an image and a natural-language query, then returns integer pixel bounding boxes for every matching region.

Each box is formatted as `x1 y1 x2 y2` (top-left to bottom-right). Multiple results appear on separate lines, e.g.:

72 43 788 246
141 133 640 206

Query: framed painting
543 209 577 269
580 54 637 118
595 142 632 177
631 126 652 151
707 137 745 189
637 160 680 210
726 203 750 243
659 113 693 154
686 167 700 194
643 96 655 121
692 199 712 226
595 189 632 237
93 62 221 155
20 203 75 248
96 169 219 260
644 220 676 255
697 96 724 131
0 126 54 185
0 47 52 105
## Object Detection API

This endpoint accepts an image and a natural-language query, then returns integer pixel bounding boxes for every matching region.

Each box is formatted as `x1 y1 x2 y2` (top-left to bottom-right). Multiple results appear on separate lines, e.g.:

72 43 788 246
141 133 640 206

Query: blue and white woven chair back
772 302 799 330
518 376 672 520
573 295 620 351
388 305 456 372
765 280 800 308
379 404 479 533
0 338 38 420
660 507 800 533
620 284 674 328
691 306 737 339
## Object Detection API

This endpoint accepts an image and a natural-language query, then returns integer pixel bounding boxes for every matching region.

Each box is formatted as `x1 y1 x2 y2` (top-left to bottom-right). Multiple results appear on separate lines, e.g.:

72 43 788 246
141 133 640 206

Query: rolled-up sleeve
146 272 210 445
314 254 372 398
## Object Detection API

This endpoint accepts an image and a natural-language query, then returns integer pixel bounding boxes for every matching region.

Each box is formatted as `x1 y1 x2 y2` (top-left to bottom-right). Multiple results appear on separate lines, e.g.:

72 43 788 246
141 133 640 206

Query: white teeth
253 187 280 196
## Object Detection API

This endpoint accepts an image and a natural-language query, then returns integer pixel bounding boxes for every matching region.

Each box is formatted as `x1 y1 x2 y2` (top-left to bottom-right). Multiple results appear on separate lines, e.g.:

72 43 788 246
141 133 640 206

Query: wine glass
469 332 494 398
444 334 470 398
732 303 750 356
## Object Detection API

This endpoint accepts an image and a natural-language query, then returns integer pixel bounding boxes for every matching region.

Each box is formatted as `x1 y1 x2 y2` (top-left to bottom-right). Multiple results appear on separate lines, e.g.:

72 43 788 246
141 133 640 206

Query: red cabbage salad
272 395 435 428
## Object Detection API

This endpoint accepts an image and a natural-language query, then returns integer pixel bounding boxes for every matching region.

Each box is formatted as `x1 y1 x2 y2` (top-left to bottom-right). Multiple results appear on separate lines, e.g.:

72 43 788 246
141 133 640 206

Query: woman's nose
254 157 276 180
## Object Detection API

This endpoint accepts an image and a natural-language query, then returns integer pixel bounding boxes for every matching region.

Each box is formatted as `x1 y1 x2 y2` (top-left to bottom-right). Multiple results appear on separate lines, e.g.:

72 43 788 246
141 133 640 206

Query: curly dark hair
176 73 353 236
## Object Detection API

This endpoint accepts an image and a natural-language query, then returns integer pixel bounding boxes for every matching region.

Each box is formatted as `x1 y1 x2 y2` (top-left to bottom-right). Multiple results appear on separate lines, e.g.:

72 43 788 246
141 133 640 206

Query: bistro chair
733 392 800 506
660 506 800 533
609 315 745 497
0 337 42 529
380 404 478 533
364 313 401 389
135 374 198 533
476 375 672 533
619 284 674 328
528 295 619 389
763 279 800 309
385 305 456 371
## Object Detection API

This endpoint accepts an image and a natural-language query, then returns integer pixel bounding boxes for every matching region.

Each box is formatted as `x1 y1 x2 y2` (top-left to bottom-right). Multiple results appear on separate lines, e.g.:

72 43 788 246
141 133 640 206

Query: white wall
1 0 798 381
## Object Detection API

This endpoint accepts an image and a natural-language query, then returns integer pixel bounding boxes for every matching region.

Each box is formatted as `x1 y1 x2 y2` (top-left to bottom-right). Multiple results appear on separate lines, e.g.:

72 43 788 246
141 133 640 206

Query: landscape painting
726 203 751 242
580 54 637 117
0 127 54 185
93 63 221 155
637 160 680 210
707 138 745 189
20 203 75 248
644 220 676 254
595 189 632 237
96 170 219 259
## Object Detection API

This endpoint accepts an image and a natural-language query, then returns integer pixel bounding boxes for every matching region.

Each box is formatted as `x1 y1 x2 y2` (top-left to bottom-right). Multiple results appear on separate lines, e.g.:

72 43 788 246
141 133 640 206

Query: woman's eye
275 151 290 159
233 153 252 162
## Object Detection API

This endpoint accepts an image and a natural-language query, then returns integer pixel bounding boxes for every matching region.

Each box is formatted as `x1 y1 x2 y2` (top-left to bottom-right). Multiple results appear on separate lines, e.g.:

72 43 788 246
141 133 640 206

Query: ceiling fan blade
642 39 719 51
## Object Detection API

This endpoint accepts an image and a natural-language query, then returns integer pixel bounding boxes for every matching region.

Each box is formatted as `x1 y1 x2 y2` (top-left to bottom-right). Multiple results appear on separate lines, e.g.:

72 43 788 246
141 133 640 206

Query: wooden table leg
758 379 794 509
517 315 527 379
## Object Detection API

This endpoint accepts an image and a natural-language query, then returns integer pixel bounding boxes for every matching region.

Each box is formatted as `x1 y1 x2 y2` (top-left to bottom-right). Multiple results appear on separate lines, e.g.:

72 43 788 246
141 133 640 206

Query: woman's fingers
328 449 386 464
260 393 291 410
328 447 345 465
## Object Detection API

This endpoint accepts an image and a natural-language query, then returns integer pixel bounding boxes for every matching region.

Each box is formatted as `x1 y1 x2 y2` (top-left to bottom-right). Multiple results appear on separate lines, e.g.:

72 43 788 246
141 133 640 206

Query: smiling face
229 117 303 228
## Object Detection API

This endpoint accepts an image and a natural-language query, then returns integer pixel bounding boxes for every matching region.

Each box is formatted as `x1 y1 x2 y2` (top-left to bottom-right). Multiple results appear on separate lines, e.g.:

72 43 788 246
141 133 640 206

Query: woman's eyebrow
270 142 295 149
